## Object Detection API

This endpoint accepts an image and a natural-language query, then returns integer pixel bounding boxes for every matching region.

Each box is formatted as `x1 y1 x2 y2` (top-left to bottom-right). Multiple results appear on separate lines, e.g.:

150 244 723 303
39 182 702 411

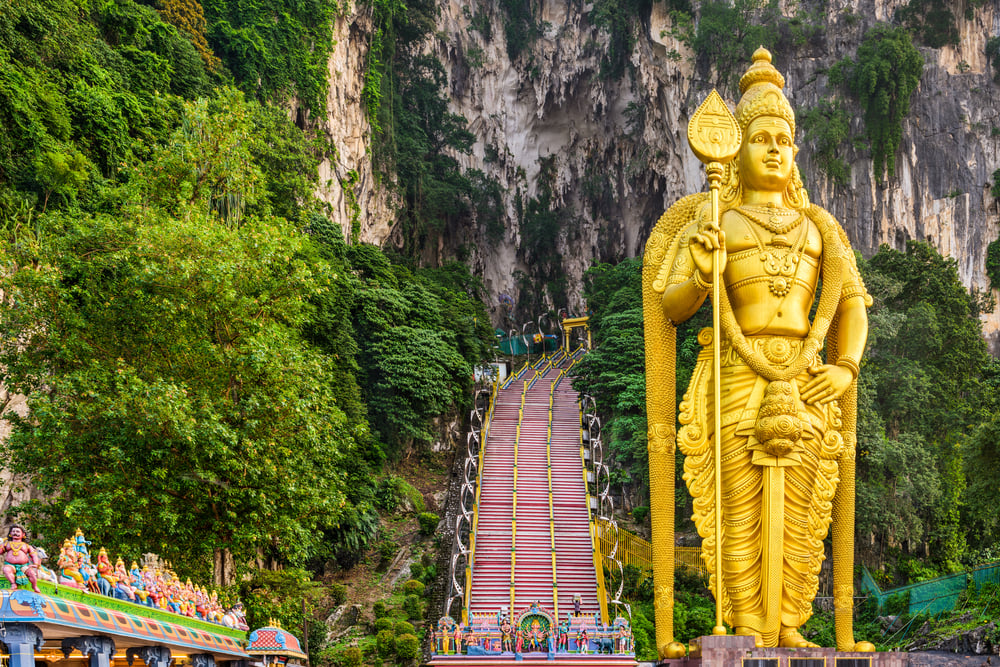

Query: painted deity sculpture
1 525 42 592
644 49 874 653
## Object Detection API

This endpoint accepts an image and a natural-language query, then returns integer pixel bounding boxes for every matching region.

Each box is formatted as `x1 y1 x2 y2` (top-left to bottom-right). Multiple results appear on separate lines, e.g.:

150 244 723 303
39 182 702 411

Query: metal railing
445 373 496 623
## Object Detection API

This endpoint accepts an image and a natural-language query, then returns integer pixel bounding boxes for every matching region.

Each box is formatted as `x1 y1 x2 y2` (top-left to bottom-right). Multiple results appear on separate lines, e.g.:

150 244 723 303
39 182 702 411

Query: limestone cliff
324 0 1000 347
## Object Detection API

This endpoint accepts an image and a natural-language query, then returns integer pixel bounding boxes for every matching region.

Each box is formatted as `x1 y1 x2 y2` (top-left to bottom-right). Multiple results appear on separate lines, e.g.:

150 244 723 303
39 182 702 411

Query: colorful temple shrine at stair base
246 625 307 667
1 527 254 667
434 343 639 666
430 604 635 665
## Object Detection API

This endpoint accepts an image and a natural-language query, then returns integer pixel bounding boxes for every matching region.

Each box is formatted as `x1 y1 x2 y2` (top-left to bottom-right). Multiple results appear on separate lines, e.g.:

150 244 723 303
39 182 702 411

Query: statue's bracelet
836 356 860 379
692 271 711 291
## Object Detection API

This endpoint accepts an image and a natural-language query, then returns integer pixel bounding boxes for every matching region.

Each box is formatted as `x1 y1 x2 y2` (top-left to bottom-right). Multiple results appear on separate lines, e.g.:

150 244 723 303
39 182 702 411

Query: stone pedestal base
658 635 910 667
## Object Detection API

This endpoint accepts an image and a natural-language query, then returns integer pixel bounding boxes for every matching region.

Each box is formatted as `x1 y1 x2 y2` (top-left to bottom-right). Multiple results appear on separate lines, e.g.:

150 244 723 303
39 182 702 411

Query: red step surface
469 356 601 619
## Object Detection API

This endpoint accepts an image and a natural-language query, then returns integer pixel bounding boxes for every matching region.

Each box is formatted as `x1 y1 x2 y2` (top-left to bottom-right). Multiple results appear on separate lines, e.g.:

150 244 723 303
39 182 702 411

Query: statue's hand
689 221 726 283
800 364 853 405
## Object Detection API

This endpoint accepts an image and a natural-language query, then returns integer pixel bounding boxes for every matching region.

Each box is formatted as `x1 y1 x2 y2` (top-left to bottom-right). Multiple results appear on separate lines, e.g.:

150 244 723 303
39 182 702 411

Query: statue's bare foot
779 629 818 648
735 627 763 647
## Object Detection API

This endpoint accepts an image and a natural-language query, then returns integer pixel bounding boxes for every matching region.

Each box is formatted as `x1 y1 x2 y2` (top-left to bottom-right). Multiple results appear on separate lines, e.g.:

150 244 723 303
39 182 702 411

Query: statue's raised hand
689 219 726 283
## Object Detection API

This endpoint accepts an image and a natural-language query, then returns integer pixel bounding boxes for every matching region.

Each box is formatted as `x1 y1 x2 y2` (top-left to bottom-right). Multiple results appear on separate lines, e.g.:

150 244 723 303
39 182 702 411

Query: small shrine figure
429 626 438 654
556 622 569 652
546 629 555 654
96 547 118 593
74 528 91 556
576 627 589 654
58 539 84 587
500 618 514 652
452 622 462 654
1 525 42 593
515 628 524 654
114 558 137 601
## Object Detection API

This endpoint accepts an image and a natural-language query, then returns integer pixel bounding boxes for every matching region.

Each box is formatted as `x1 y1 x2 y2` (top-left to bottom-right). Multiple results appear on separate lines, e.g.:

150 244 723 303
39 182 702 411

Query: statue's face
9 527 24 540
739 116 795 192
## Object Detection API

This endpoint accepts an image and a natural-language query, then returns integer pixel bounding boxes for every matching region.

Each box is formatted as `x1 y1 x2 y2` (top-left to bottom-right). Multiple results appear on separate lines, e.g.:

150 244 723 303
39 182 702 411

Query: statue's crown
735 47 795 135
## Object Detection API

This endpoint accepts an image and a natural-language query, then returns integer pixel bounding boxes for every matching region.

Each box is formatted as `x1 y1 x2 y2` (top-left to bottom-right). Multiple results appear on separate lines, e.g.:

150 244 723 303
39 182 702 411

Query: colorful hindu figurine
58 539 84 587
500 618 513 652
113 558 136 601
528 620 543 651
576 627 589 654
74 528 91 556
1 525 42 593
556 621 569 652
514 628 524 654
95 547 118 593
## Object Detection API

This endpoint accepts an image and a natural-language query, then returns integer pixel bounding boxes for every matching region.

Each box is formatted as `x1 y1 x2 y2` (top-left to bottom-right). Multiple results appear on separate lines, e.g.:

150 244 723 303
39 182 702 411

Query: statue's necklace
740 209 809 297
737 203 804 235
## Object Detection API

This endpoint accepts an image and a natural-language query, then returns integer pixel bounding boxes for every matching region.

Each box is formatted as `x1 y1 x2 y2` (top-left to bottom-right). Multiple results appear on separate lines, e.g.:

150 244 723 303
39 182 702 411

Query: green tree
0 95 361 583
854 242 993 573
691 0 780 94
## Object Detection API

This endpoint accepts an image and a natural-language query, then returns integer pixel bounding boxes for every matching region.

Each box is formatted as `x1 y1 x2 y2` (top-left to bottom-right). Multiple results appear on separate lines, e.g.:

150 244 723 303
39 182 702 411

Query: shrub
631 505 649 523
330 582 347 606
394 620 416 636
373 601 388 618
418 511 440 535
394 633 421 661
374 617 394 632
376 629 395 658
986 239 1000 290
336 646 362 667
377 534 399 564
402 579 426 597
409 562 425 580
403 593 423 620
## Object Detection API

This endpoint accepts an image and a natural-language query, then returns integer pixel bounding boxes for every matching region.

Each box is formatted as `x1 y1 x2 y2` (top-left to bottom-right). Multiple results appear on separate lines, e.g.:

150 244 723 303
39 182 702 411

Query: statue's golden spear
686 90 742 636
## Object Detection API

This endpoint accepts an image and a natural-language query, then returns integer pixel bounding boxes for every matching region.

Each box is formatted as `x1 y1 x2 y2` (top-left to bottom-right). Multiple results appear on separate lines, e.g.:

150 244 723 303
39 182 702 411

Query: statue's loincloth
677 331 844 642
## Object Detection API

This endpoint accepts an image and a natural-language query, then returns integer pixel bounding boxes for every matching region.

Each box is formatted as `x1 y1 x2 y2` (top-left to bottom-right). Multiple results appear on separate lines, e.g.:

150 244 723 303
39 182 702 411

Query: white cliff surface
313 0 397 245
327 0 1000 347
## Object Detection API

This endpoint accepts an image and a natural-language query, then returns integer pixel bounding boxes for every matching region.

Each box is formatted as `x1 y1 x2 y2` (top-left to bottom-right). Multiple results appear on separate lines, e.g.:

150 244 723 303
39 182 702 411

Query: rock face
310 0 396 246
324 0 1000 347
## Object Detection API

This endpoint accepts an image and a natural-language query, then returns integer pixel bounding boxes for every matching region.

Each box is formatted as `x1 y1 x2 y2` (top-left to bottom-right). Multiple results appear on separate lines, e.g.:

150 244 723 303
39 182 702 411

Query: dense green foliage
858 242 997 570
361 0 501 257
498 0 539 60
897 0 959 48
988 36 1000 83
0 0 492 589
986 236 1000 291
799 100 852 186
574 241 999 581
589 0 652 80
200 0 341 113
689 0 780 94
831 24 924 180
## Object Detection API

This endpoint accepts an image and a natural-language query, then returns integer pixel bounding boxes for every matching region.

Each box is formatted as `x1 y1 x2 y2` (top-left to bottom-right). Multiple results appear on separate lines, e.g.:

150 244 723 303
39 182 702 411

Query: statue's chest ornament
737 205 808 297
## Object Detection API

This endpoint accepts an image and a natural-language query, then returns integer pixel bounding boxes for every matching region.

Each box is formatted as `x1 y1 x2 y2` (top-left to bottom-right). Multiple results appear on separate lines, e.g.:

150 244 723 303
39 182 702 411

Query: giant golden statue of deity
643 49 874 655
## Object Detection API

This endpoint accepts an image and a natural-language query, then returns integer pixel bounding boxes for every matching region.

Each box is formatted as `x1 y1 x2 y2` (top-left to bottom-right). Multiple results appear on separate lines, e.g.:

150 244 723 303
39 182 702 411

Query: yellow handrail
511 383 527 616
593 519 705 577
546 380 558 620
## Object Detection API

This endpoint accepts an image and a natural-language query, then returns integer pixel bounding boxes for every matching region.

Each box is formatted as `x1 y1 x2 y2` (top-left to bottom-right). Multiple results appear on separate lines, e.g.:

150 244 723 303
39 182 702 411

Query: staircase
468 351 601 619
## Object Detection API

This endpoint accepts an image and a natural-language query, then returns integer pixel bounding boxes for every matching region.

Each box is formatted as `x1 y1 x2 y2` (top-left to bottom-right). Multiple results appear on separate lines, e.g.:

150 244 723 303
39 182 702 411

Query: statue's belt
700 329 820 369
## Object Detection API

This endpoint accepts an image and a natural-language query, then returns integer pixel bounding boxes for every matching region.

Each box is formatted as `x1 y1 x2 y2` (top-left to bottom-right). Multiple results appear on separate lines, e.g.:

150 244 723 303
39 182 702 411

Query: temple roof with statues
0 527 273 667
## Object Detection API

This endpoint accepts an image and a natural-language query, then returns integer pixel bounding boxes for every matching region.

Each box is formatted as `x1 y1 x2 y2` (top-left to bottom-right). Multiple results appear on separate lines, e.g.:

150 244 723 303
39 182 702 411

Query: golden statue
643 48 874 654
